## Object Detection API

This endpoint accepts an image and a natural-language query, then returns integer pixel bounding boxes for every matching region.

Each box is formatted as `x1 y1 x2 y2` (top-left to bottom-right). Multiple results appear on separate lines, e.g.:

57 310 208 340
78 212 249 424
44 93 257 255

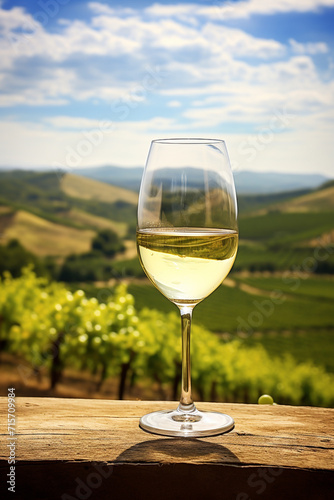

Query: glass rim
152 138 225 145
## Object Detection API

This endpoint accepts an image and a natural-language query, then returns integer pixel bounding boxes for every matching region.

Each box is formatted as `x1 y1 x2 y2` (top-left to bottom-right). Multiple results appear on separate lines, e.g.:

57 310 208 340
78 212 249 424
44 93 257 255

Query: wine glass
136 138 238 437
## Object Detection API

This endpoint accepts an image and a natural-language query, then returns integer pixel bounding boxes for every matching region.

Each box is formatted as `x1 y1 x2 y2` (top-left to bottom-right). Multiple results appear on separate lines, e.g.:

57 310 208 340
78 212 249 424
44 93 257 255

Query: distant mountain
233 171 329 195
74 166 329 195
75 166 144 192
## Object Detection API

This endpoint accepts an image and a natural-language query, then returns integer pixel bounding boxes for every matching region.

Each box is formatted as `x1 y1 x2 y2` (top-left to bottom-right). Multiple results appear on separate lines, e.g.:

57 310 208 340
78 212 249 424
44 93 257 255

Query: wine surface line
137 227 238 305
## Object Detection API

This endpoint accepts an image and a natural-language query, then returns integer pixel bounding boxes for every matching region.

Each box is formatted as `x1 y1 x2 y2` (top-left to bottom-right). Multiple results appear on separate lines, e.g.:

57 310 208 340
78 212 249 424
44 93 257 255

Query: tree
0 239 50 278
91 229 125 257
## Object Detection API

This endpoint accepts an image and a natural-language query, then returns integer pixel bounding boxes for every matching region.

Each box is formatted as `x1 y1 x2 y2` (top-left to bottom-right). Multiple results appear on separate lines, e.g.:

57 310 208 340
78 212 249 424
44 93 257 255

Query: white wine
137 227 238 305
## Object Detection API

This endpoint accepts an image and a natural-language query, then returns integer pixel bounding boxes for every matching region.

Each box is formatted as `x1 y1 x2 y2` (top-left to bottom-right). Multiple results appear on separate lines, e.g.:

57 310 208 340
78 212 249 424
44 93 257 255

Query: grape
258 394 274 405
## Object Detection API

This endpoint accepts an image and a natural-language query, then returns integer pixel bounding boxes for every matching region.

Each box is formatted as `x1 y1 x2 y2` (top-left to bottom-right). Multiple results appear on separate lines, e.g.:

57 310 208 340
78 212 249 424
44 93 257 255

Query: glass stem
178 306 196 412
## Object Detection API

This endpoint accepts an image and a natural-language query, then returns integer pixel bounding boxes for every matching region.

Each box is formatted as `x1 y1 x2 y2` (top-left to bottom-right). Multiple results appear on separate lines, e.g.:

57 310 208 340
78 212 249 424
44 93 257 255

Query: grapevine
1 269 333 407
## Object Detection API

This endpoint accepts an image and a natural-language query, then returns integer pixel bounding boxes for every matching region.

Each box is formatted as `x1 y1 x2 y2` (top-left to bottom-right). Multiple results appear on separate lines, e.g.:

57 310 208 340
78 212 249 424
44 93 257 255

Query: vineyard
1 268 333 407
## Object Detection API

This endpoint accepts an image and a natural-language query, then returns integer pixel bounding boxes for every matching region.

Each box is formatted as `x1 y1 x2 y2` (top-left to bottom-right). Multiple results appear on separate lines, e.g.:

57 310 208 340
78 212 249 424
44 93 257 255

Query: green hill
1 209 94 257
0 169 333 272
60 173 138 205
65 208 127 237
239 181 333 235
0 170 137 239
277 183 334 212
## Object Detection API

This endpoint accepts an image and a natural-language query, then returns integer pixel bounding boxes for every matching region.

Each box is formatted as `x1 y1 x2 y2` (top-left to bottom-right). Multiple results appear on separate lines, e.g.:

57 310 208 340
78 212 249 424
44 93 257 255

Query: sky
0 0 333 176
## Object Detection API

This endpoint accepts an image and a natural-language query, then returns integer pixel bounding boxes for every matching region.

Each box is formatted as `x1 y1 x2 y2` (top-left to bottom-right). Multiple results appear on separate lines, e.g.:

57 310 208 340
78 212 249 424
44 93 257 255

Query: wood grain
0 398 333 500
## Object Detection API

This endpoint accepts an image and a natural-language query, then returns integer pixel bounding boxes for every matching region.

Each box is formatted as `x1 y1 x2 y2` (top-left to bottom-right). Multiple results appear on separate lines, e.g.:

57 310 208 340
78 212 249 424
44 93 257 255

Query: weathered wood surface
0 398 333 499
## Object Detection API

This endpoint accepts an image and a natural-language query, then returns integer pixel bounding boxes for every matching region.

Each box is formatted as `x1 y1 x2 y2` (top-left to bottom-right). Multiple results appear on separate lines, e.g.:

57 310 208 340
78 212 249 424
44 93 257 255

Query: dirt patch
0 352 161 401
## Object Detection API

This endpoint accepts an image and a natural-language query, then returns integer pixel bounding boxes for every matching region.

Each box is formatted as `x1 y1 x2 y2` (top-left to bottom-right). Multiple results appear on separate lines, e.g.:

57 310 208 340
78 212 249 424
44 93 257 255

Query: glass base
139 405 234 437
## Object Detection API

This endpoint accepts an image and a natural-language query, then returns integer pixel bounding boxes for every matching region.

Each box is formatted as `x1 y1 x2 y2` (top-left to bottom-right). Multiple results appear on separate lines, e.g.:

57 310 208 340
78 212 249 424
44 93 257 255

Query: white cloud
289 39 329 55
1 116 333 176
88 3 136 17
202 23 285 59
227 0 334 17
227 125 334 176
45 115 180 132
0 117 183 170
0 3 328 106
145 0 334 20
45 116 102 130
0 2 333 175
167 100 182 107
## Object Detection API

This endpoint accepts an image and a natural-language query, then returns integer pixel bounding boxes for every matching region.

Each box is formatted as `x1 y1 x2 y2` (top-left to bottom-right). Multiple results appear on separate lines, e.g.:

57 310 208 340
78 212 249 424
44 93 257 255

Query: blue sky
0 0 333 176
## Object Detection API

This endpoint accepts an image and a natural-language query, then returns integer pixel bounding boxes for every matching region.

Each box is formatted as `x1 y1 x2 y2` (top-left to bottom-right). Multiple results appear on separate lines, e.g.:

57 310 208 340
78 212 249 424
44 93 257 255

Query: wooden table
0 398 333 499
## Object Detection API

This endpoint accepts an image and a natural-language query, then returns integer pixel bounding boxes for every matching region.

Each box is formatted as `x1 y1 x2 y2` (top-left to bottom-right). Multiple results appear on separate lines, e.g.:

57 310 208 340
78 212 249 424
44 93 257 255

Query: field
238 211 334 246
1 210 94 257
128 274 334 331
272 182 334 212
233 275 334 300
242 329 333 373
66 208 127 237
61 173 138 205
128 272 334 373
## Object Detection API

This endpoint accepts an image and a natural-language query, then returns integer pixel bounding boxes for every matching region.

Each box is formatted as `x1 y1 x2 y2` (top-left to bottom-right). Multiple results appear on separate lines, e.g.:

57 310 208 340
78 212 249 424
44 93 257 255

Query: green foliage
58 252 127 283
242 329 334 373
129 277 334 334
0 239 52 278
0 267 48 344
239 211 334 246
92 229 125 257
59 229 126 282
1 270 333 407
58 253 108 282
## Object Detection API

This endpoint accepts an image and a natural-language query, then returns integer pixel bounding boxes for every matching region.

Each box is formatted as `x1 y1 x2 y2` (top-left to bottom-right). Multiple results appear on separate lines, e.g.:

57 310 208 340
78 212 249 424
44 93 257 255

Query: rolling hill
0 170 138 259
0 169 333 268
66 209 127 237
237 182 334 251
60 173 138 205
275 183 334 213
0 170 137 246
74 165 329 194
0 210 94 257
